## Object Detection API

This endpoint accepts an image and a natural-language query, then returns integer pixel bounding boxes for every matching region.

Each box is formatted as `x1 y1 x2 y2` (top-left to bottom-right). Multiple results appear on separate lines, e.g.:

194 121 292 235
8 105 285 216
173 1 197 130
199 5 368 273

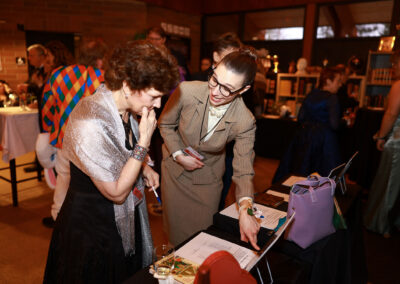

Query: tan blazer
159 81 256 201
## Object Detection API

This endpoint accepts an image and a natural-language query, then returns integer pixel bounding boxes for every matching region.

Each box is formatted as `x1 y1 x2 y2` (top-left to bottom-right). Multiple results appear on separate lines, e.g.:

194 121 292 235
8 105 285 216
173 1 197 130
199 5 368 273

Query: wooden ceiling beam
334 4 356 37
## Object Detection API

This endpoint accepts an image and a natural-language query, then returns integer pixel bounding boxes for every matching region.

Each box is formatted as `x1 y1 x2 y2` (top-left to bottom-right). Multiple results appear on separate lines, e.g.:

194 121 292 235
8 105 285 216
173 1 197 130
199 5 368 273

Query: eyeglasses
208 73 246 97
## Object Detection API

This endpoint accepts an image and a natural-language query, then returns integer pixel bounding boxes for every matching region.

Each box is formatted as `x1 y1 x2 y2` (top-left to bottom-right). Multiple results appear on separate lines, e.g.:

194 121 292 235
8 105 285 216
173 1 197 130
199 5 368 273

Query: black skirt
43 162 142 284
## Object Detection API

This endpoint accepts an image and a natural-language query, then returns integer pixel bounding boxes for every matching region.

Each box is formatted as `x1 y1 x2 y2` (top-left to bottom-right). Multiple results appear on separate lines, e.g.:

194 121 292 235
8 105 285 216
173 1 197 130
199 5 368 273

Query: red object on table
194 250 256 284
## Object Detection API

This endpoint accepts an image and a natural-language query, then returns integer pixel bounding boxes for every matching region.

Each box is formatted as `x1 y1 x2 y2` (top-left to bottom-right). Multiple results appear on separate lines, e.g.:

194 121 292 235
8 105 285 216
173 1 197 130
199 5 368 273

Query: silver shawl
62 84 153 266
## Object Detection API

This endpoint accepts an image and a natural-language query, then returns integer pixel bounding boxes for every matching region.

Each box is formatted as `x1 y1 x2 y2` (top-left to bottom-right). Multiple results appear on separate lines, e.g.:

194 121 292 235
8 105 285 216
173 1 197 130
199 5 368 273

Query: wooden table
0 107 41 206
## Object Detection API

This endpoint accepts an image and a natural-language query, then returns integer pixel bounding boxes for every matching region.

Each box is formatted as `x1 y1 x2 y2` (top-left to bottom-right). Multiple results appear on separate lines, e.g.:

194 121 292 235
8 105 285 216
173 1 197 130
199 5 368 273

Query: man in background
27 44 47 77
18 44 47 173
147 26 190 81
191 57 212 81
41 39 108 227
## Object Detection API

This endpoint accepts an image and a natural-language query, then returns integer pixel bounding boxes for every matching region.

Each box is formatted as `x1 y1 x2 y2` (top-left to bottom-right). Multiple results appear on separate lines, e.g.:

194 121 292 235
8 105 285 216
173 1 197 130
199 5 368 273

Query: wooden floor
0 152 398 283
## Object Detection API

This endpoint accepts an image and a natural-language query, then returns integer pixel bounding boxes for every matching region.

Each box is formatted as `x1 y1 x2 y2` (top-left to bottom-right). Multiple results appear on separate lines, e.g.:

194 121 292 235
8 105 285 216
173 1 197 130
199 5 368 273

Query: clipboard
244 212 295 271
328 151 358 194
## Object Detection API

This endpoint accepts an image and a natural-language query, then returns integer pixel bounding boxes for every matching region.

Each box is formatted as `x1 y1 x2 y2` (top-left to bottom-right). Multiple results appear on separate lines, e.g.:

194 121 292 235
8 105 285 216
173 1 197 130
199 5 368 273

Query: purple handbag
284 176 336 249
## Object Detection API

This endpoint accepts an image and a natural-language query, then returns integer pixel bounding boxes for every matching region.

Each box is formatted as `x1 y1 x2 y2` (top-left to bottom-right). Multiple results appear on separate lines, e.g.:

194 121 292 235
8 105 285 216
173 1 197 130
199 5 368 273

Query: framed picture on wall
378 36 395 52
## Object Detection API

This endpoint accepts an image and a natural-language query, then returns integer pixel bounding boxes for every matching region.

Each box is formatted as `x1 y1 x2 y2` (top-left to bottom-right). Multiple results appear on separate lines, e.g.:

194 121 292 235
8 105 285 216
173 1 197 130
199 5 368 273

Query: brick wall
0 0 201 90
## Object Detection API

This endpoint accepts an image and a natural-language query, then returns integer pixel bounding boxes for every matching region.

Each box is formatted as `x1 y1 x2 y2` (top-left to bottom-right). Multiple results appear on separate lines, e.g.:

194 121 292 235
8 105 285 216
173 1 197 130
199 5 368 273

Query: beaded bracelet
131 144 148 162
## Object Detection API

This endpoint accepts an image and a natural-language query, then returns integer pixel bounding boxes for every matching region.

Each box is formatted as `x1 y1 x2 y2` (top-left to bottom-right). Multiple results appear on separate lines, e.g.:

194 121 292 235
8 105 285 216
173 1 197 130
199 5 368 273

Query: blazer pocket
165 156 185 179
192 165 218 185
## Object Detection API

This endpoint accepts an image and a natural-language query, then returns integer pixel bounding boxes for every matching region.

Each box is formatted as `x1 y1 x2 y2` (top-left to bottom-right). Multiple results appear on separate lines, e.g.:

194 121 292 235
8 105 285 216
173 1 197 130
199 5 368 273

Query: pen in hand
151 186 162 204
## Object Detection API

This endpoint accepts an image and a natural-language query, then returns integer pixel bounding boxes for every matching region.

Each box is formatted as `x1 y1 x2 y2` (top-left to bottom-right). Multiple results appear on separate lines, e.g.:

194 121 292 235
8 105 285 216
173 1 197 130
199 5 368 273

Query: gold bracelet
239 204 253 215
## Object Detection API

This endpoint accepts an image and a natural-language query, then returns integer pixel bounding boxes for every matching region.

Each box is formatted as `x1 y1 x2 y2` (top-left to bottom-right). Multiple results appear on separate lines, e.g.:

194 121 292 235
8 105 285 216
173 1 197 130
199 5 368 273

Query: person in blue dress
273 67 343 183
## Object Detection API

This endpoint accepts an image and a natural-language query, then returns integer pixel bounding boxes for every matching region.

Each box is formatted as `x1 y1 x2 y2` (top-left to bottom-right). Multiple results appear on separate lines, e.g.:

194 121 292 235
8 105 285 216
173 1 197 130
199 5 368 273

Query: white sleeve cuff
238 196 253 205
172 150 184 161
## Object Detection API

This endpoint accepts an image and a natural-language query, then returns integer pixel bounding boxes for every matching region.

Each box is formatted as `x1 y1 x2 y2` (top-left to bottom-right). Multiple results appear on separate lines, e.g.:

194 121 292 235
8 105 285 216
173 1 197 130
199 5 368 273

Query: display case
276 73 319 115
276 73 320 101
364 51 394 108
276 73 367 113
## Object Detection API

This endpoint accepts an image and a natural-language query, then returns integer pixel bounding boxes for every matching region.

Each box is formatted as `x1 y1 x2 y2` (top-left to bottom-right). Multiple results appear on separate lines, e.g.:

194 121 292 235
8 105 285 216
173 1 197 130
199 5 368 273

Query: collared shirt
204 103 231 142
41 64 104 148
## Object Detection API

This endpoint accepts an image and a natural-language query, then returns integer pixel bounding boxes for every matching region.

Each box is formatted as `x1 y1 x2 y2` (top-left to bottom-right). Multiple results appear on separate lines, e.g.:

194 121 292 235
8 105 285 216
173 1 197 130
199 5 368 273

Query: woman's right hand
176 154 204 171
138 107 157 149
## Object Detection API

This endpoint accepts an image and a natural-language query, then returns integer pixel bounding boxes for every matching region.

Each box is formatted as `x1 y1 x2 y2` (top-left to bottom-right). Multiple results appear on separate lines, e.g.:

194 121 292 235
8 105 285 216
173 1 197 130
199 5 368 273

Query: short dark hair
45 41 75 68
318 67 342 89
147 26 167 39
78 39 108 67
218 46 258 86
213 32 242 55
105 40 180 94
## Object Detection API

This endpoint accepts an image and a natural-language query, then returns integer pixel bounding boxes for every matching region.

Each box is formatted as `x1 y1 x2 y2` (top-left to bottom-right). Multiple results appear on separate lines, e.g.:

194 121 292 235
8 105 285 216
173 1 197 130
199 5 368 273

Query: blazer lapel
192 88 210 147
201 97 240 148
213 97 239 133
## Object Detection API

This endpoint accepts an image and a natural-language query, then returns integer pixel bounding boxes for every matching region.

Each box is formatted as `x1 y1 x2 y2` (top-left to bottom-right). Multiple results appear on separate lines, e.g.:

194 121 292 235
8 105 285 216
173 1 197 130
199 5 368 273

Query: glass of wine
153 244 175 281
19 93 27 110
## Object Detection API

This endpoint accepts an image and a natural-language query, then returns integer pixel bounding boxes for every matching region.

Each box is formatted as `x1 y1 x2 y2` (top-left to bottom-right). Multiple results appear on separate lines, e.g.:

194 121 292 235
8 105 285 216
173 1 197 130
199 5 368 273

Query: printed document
175 232 257 269
220 203 287 230
282 175 306 186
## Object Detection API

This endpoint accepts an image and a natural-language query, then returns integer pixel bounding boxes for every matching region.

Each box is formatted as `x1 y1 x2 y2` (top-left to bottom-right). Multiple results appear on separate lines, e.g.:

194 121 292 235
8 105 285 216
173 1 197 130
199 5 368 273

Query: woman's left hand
376 139 386 151
142 164 160 189
239 210 261 250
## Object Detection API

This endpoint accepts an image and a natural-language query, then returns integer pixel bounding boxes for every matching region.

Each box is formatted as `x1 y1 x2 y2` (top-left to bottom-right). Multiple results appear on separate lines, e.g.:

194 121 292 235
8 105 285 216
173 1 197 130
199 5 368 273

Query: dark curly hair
105 40 180 94
45 41 75 68
219 46 258 86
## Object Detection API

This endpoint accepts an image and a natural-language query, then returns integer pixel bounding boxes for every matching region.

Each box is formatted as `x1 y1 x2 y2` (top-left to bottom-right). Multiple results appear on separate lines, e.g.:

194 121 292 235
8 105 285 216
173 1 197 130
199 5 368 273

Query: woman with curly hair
44 41 75 79
43 40 180 283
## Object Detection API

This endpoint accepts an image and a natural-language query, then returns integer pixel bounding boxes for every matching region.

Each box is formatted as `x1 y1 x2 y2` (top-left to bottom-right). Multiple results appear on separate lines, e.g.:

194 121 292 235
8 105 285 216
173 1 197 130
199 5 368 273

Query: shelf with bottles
364 94 387 110
363 50 394 108
368 68 393 86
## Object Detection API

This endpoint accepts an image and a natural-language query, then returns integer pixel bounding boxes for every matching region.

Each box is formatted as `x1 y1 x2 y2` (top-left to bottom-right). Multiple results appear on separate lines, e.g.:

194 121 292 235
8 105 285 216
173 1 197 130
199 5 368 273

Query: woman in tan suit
159 48 261 249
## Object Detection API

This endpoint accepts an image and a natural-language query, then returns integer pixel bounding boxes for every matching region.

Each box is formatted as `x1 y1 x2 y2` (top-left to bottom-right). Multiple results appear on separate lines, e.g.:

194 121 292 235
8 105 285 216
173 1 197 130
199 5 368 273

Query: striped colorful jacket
41 65 104 148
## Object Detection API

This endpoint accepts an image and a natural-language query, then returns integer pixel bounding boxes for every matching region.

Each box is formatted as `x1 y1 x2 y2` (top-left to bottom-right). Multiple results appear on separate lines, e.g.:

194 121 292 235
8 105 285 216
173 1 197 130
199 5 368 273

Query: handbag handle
291 176 336 196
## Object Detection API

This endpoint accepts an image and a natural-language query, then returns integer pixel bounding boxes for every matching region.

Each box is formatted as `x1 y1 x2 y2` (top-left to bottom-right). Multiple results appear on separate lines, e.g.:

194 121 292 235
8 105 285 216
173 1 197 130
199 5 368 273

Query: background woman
364 51 400 237
0 80 11 106
159 48 261 250
44 40 75 78
43 41 179 283
273 67 343 183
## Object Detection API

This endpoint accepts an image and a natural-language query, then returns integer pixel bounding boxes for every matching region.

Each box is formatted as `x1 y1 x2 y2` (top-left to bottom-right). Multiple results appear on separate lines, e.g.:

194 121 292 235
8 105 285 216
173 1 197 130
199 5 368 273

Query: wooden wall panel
0 0 200 89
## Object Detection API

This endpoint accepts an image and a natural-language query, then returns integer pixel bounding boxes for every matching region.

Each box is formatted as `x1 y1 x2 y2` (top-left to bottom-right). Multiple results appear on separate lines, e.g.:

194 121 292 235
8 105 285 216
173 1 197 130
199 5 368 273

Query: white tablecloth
0 107 40 162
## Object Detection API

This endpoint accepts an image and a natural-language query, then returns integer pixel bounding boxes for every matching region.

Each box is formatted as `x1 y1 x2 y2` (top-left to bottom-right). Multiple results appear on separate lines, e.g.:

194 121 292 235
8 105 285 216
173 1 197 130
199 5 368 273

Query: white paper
282 175 306 186
176 232 257 269
220 203 287 230
265 190 290 202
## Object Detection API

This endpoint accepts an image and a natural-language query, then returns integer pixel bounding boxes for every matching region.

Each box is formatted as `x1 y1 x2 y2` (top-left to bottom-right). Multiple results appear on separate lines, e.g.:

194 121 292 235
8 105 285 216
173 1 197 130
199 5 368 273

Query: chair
194 250 256 284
